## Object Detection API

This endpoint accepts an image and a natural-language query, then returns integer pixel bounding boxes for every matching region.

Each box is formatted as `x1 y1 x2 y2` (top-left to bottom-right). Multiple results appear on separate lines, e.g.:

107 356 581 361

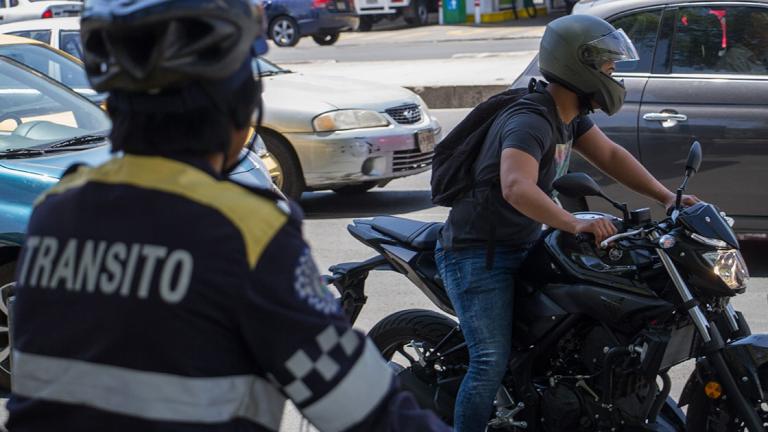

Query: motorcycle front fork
657 248 764 431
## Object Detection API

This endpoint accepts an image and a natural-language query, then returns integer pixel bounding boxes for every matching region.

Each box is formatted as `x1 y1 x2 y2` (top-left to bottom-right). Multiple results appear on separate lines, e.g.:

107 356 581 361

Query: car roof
575 0 768 18
0 33 83 64
0 17 80 33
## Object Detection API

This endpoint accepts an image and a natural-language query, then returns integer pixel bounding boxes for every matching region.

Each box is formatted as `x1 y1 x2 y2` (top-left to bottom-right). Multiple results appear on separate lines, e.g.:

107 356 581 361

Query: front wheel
312 32 340 46
261 132 305 200
331 181 378 195
358 16 374 31
0 262 15 392
270 16 301 47
404 0 429 26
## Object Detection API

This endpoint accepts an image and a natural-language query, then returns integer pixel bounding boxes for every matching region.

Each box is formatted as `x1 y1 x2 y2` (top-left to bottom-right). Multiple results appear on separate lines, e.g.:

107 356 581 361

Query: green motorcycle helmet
539 14 639 116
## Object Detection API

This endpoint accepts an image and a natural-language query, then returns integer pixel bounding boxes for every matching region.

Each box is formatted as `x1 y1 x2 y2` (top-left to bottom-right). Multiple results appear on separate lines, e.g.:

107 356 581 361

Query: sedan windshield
255 57 291 76
0 43 91 94
0 56 110 152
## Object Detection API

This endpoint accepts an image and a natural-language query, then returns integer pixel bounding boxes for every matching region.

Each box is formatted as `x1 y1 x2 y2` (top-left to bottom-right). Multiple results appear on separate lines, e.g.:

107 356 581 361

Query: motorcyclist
6 0 449 431
435 14 699 431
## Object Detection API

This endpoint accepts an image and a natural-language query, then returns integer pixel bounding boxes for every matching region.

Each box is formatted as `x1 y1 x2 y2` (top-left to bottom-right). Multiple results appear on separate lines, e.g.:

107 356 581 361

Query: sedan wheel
262 132 305 200
270 16 300 47
0 262 16 391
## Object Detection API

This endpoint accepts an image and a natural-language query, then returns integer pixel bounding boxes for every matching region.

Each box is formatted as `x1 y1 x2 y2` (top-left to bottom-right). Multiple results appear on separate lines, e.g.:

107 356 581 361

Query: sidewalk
334 15 553 46
283 51 538 108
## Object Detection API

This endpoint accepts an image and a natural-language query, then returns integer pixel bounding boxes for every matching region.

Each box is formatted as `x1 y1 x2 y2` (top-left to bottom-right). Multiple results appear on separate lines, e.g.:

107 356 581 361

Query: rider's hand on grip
573 217 618 247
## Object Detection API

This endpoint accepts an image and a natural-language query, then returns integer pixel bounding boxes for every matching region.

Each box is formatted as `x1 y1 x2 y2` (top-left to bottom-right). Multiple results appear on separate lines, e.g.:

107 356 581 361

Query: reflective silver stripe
12 351 285 429
301 339 394 431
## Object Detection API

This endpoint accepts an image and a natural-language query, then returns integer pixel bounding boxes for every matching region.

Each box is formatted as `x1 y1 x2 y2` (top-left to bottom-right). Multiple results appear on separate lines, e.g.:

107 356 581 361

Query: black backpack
430 79 539 207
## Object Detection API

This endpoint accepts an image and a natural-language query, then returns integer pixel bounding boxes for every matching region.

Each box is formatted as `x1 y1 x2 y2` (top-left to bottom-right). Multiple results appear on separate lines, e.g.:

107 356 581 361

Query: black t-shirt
440 87 594 249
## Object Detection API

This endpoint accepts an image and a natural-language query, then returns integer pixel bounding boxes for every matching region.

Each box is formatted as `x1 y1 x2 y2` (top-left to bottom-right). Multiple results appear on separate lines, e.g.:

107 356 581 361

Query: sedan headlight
313 110 389 132
702 249 750 290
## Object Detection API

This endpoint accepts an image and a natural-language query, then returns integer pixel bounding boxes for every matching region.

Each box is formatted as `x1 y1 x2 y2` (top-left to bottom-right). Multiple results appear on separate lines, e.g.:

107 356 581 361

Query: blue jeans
434 242 529 432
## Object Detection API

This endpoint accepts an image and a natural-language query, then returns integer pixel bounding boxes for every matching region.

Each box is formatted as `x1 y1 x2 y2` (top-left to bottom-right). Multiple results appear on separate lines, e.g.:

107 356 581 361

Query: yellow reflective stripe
36 155 287 268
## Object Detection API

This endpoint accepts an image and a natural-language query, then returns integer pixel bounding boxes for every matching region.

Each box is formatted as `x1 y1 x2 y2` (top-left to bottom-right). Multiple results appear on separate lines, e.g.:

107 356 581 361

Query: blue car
0 55 274 388
265 0 358 47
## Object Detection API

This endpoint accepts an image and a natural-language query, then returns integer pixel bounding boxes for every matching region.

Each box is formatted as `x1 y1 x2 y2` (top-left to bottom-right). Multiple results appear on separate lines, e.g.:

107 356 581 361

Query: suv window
610 10 662 73
8 0 17 7
60 30 83 59
671 6 768 75
0 0 6 8
8 30 52 45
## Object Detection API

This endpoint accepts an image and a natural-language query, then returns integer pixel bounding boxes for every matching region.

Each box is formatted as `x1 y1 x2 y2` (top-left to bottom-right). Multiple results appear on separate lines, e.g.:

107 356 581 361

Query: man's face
601 60 616 76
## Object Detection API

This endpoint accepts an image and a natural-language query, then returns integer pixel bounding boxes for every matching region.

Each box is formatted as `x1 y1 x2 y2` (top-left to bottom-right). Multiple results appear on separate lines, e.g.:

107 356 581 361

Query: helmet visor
579 29 639 68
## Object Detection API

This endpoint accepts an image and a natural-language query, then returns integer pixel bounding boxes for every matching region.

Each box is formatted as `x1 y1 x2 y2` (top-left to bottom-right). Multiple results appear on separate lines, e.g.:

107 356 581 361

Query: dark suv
513 0 768 234
265 0 358 47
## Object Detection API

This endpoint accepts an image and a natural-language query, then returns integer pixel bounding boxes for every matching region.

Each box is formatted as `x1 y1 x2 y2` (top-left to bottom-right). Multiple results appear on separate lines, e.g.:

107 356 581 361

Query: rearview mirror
553 173 604 198
686 140 703 175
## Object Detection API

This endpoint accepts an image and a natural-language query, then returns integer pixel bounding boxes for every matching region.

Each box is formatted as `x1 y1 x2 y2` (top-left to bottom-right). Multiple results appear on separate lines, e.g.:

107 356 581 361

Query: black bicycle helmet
81 0 267 93
539 14 639 116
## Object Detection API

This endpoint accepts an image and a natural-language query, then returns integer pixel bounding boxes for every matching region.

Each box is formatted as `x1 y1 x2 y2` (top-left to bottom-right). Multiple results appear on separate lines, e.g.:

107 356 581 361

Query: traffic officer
6 0 450 431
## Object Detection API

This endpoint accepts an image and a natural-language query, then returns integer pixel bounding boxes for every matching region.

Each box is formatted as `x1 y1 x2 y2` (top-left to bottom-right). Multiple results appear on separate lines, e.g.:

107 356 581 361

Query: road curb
406 84 510 109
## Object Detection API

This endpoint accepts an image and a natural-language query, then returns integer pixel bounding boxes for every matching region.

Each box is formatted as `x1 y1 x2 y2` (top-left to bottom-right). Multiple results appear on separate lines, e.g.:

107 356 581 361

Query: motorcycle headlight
702 249 750 290
313 110 389 132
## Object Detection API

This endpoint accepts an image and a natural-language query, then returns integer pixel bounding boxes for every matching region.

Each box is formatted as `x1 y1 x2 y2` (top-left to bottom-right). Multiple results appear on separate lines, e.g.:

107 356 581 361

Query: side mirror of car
553 173 604 198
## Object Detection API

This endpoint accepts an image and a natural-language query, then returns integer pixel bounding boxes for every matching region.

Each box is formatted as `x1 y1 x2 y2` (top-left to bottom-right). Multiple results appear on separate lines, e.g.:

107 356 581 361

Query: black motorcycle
326 142 768 431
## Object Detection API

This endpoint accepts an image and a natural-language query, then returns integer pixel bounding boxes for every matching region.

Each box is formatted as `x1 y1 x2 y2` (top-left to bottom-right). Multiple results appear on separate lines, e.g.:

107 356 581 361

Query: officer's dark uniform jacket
7 154 448 432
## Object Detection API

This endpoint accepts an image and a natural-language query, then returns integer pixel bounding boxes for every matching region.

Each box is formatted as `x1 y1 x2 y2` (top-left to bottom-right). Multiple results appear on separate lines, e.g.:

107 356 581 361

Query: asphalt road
280 108 768 430
267 38 541 63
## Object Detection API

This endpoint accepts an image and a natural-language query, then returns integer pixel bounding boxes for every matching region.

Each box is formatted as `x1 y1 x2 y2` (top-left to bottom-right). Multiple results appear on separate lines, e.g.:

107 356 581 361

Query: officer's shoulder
225 180 300 220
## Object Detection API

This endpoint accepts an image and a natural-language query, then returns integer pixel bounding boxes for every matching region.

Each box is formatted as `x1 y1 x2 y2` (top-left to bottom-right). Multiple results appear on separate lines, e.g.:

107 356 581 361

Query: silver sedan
258 58 442 199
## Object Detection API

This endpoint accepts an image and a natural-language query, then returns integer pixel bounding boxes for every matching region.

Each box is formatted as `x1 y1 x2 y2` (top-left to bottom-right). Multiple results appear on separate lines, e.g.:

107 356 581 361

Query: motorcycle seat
369 216 443 250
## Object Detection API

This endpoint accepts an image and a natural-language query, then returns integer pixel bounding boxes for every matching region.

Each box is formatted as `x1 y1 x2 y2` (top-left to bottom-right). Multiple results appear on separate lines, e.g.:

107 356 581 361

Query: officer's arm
239 205 449 432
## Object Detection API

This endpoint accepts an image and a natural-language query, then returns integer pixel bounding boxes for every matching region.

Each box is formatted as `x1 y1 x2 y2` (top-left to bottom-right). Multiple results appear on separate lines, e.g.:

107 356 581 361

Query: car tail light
312 0 329 8
41 9 53 18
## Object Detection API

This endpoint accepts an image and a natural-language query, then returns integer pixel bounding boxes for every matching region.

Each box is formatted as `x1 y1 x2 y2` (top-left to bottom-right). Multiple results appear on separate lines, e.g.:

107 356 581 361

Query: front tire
261 131 305 200
331 181 378 195
312 32 340 46
270 16 300 47
358 16 374 31
404 0 429 26
0 262 15 392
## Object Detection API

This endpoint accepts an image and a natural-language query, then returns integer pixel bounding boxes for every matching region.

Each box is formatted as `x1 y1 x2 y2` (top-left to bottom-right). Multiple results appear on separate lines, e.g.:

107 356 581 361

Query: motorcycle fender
722 334 768 401
326 255 392 324
680 335 768 406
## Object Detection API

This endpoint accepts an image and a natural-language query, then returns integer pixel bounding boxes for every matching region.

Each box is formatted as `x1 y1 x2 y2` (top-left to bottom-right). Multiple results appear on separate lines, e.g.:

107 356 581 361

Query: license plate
366 0 378 5
416 129 435 153
336 1 347 9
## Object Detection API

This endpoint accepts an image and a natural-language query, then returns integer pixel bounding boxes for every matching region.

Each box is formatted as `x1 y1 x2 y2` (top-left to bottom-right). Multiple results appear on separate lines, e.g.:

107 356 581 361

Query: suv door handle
643 112 687 128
